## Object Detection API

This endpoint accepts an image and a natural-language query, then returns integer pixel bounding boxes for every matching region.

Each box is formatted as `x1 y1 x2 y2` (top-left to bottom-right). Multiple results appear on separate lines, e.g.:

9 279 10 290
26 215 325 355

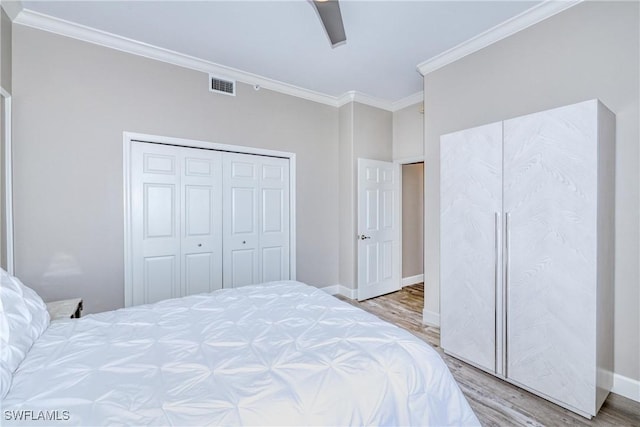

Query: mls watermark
4 410 70 422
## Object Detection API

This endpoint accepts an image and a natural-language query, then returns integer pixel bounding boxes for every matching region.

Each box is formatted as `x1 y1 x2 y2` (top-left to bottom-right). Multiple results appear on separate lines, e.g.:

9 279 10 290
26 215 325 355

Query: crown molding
1 0 23 21
391 91 423 112
14 9 342 108
336 91 423 112
337 91 395 111
417 0 583 76
336 91 357 108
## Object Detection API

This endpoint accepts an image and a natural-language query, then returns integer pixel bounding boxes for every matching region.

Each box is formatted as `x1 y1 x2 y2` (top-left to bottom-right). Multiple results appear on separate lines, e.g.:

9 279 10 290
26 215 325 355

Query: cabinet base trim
445 350 600 418
505 376 594 419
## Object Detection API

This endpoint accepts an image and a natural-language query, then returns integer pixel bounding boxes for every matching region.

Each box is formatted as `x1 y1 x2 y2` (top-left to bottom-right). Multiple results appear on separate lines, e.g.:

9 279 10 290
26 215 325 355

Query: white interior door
440 122 502 374
223 152 290 288
357 158 399 301
131 142 223 305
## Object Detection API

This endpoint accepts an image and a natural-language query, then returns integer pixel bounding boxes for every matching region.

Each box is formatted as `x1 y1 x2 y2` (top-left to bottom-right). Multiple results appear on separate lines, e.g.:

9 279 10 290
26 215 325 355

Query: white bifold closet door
131 142 223 306
130 143 290 306
223 153 290 288
440 122 503 374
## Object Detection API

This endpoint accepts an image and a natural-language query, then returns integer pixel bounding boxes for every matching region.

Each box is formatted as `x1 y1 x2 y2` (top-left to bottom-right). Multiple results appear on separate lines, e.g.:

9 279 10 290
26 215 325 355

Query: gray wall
338 103 355 288
402 162 423 279
423 1 639 381
13 25 340 314
353 102 393 162
392 102 423 160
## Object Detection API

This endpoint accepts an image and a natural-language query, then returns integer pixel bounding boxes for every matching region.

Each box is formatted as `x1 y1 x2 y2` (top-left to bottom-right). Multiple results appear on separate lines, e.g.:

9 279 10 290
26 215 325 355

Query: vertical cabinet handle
504 212 511 377
494 212 499 374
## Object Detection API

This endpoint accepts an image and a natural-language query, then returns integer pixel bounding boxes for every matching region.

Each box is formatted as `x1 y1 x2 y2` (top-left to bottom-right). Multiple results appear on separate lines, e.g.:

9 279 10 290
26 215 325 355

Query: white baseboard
422 308 440 327
612 373 640 402
402 274 424 287
321 284 357 300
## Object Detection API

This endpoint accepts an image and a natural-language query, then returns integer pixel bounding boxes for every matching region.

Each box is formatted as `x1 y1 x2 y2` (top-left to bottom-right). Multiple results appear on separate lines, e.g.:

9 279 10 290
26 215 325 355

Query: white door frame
123 131 297 307
1 87 14 275
394 155 424 288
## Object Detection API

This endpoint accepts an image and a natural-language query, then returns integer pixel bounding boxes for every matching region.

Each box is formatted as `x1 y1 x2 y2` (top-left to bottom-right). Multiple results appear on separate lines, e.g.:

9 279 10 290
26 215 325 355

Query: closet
440 99 614 418
129 141 290 306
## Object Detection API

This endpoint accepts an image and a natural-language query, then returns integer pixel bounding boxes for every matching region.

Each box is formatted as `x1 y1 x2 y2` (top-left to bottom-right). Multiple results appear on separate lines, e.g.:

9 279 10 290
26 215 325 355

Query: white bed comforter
3 281 478 426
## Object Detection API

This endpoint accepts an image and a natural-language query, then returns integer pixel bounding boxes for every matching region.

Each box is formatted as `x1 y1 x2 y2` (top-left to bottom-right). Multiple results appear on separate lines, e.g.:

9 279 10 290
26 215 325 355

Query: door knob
358 235 371 240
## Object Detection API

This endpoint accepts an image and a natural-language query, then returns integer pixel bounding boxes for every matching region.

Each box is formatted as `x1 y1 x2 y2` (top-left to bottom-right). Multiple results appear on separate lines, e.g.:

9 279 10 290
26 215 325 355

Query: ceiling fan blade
312 0 346 47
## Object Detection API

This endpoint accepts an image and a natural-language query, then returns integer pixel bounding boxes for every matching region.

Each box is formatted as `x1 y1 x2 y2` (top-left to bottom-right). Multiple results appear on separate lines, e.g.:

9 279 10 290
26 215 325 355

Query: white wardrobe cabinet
130 142 291 306
440 99 615 418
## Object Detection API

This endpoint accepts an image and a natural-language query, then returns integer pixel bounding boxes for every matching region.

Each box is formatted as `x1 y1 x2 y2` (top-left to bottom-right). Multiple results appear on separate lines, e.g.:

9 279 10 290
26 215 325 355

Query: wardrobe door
440 122 502 373
503 101 598 414
180 148 223 296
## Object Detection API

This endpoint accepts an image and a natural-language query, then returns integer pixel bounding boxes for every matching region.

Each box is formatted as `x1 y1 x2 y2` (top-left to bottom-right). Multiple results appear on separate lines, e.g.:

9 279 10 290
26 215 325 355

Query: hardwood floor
337 284 640 427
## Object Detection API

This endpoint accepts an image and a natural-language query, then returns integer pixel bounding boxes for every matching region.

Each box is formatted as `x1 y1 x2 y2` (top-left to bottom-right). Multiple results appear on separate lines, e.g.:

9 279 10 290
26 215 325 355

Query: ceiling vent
209 75 236 96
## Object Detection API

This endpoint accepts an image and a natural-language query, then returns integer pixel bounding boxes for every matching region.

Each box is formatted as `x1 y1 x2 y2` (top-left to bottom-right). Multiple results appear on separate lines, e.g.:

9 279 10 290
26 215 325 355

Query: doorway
401 161 424 307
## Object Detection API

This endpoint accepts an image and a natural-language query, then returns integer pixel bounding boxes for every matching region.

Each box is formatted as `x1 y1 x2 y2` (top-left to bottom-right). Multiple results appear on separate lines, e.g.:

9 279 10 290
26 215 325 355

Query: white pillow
0 269 50 399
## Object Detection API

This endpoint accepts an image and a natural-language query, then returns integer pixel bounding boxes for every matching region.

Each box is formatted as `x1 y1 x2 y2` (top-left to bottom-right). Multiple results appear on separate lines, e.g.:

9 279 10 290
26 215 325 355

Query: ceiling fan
311 0 347 48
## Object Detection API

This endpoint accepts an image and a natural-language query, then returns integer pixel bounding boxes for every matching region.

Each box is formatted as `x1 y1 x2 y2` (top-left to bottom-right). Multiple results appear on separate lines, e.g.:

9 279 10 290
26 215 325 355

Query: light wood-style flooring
337 284 640 427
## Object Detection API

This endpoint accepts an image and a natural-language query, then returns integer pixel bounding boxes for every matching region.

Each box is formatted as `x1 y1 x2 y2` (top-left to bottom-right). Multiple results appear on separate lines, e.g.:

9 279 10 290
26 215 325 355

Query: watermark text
4 410 70 422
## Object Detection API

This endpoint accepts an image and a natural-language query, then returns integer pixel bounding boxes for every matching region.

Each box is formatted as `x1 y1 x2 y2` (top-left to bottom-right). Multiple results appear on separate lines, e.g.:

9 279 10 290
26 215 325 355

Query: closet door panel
143 256 177 303
231 188 256 233
440 122 502 373
131 143 181 305
231 249 257 286
259 157 290 283
181 148 223 296
504 101 598 414
184 253 213 295
223 153 260 288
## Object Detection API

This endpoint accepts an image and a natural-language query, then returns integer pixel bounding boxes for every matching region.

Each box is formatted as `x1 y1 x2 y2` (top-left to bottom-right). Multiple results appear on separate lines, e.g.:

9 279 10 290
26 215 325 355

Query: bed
1 269 479 426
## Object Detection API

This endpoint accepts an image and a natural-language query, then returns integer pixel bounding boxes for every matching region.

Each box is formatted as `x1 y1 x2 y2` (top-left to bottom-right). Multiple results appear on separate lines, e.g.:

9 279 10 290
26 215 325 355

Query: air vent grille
209 75 236 96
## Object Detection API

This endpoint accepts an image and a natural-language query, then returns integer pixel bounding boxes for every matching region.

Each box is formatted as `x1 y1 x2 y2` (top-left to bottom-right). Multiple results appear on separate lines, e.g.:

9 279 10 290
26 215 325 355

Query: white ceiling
20 0 541 103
